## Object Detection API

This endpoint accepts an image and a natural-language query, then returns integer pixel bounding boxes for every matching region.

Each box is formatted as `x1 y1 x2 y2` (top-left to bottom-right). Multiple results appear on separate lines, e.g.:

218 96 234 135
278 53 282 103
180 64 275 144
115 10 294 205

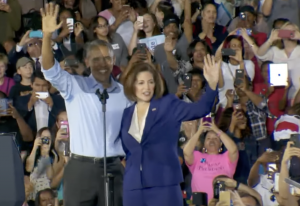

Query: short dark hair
260 61 273 71
187 39 212 61
188 69 206 89
157 1 174 15
123 63 165 102
35 188 55 206
31 71 47 83
238 192 261 206
272 18 289 29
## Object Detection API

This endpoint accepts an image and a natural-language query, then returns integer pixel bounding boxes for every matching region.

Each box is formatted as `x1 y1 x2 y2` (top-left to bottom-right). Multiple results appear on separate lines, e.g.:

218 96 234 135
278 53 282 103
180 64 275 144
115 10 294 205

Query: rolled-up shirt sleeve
42 60 75 101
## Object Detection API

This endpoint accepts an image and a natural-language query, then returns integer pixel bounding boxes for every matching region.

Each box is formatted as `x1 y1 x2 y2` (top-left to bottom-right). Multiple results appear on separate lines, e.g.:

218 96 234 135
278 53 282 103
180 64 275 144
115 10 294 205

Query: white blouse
128 105 149 143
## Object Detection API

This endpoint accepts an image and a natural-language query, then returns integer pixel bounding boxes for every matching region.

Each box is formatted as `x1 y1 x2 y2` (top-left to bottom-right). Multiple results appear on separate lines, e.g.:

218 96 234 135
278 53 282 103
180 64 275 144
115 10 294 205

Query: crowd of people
1 0 300 205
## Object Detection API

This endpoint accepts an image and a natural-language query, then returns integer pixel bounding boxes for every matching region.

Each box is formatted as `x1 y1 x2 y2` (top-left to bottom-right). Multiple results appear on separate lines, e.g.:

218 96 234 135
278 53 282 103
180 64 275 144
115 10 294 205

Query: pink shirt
0 77 15 96
186 151 238 201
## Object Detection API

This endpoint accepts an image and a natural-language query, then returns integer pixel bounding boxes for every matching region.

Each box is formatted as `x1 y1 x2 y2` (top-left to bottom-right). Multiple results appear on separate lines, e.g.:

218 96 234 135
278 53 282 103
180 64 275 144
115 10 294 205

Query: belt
70 153 119 164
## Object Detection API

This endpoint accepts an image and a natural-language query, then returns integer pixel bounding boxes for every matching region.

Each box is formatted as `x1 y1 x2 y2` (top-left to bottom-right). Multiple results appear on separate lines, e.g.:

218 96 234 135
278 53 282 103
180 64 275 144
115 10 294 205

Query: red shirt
253 83 286 134
252 32 267 47
251 57 264 85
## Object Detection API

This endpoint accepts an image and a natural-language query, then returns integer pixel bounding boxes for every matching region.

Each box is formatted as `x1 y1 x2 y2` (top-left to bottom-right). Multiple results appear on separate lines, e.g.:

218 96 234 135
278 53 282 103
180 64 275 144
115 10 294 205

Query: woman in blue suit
120 54 220 206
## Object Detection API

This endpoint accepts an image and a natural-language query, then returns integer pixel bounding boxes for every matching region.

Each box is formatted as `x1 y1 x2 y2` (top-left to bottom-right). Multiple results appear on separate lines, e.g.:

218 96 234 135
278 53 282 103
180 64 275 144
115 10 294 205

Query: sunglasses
27 42 41 47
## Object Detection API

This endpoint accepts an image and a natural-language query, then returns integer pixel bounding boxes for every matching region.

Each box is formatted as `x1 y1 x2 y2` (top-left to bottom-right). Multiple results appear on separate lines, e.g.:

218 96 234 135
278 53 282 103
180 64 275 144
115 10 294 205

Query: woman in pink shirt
0 54 15 96
183 119 238 201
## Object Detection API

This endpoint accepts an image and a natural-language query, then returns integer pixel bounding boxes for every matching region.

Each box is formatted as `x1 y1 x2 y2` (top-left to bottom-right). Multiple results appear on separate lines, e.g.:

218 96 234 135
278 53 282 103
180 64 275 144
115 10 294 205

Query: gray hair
83 39 115 59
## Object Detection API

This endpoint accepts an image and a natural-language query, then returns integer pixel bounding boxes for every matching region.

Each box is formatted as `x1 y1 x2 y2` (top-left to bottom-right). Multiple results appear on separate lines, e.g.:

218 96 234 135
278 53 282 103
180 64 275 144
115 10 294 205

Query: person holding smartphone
184 118 238 202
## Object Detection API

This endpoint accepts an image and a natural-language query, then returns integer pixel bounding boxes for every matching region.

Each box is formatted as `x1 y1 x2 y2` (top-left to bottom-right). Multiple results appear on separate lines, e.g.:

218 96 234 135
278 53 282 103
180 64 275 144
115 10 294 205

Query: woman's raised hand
40 3 63 34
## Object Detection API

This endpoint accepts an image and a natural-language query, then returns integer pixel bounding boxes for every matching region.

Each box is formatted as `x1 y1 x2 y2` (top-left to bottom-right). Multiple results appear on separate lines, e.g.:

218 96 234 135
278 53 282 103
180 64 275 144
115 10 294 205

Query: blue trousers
123 184 183 206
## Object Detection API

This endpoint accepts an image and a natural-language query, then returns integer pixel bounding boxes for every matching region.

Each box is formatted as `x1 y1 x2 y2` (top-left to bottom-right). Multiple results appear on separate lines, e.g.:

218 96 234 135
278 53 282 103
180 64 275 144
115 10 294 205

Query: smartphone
203 114 212 125
285 178 300 191
233 103 242 112
183 73 192 89
137 16 144 23
220 191 231 206
269 63 288 86
64 59 79 67
0 98 8 115
213 181 225 199
60 121 69 138
137 43 147 54
66 18 74 33
192 192 208 206
274 173 280 192
221 48 236 56
29 30 43 39
122 5 130 13
234 69 244 86
36 92 49 99
278 30 295 38
290 134 300 148
266 148 273 152
239 12 246 20
236 29 252 36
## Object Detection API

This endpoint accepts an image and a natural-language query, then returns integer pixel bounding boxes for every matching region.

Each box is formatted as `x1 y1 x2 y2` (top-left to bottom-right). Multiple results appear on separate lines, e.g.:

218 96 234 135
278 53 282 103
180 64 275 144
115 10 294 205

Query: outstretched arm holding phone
279 141 300 201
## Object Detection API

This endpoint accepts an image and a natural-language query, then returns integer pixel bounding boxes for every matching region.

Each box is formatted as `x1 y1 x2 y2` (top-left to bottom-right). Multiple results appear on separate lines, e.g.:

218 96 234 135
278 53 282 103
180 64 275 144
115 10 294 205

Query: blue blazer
119 85 218 190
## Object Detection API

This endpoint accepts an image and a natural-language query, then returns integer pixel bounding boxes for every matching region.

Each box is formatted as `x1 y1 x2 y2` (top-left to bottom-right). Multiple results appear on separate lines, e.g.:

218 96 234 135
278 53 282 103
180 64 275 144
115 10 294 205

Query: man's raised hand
40 3 63 34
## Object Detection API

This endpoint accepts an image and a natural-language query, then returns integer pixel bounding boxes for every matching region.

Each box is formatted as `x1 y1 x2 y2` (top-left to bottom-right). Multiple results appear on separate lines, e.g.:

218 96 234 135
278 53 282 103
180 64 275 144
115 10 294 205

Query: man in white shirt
14 71 65 132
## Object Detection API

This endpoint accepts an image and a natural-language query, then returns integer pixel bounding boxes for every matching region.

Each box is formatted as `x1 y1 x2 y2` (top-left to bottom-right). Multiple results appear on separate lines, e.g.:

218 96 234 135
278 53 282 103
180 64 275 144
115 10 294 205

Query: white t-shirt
253 174 279 206
218 60 255 107
256 45 300 100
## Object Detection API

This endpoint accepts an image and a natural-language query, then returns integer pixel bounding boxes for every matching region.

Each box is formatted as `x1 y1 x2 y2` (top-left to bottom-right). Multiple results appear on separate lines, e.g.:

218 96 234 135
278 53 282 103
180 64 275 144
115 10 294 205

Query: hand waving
203 54 220 90
40 3 63 34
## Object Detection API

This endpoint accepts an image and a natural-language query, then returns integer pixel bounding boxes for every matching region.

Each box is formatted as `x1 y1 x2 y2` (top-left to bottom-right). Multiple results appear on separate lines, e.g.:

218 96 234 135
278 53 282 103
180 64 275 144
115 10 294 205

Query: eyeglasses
27 42 41 47
97 24 108 29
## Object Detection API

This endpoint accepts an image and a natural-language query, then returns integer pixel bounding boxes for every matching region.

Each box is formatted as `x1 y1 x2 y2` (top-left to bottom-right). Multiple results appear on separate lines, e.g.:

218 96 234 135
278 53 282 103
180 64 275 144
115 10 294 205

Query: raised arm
40 3 76 100
171 55 220 122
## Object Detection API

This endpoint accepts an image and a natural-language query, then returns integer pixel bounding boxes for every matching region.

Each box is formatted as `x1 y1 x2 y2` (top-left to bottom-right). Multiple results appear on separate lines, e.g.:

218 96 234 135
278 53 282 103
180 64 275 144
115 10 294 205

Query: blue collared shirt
42 60 132 158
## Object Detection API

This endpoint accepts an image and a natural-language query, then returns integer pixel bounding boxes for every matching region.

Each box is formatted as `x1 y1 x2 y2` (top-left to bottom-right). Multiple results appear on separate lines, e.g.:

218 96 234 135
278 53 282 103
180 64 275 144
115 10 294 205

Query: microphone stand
96 89 114 206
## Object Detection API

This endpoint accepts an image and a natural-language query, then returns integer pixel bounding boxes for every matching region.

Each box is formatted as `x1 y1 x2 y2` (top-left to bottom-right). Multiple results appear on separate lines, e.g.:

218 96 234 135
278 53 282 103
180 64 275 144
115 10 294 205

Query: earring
190 57 193 62
218 148 223 153
202 148 207 153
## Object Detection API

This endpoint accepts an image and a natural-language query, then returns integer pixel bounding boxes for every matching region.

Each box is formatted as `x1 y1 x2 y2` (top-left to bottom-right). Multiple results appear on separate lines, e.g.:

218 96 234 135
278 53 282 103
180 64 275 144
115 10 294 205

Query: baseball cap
163 13 180 28
240 5 256 16
16 57 34 69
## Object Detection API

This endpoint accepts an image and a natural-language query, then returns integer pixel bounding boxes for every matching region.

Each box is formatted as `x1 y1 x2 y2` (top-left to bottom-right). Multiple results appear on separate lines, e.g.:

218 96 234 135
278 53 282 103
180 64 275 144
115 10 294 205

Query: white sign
139 35 166 51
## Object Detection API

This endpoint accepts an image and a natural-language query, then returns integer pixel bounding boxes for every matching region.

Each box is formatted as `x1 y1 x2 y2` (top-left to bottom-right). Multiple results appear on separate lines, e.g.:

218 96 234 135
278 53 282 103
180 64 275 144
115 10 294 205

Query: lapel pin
152 108 156 111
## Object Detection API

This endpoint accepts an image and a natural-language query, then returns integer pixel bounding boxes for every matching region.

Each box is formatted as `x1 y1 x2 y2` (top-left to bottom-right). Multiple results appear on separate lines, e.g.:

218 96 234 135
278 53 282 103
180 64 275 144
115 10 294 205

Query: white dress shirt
128 105 149 143
34 100 49 131
218 60 255 107
42 60 132 158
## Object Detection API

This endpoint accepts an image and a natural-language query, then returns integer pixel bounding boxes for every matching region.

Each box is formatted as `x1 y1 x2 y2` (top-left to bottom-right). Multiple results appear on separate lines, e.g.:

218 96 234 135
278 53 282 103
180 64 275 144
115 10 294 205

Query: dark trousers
63 155 124 206
123 184 183 206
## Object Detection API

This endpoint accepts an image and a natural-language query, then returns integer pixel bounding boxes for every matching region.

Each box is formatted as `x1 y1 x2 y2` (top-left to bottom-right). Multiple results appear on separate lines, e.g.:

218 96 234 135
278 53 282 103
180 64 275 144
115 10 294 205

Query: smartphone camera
239 12 246 20
41 137 50 145
178 135 187 147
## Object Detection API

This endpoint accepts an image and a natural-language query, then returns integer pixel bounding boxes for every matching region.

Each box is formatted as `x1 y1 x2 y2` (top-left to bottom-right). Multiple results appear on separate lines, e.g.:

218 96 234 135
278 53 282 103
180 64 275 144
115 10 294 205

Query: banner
139 35 166 51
